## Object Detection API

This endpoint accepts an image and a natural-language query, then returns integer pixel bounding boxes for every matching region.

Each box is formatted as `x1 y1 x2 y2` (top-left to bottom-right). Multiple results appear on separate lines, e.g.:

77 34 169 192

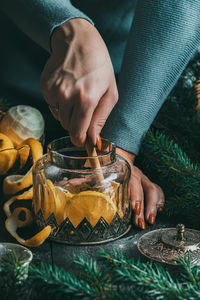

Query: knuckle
148 182 159 193
110 88 119 104
155 184 165 196
76 84 96 106
57 83 67 98
71 133 85 147
79 91 95 107
69 127 85 145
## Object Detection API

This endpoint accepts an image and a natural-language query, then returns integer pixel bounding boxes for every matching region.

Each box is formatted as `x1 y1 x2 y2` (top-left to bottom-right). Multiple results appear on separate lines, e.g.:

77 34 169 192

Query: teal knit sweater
1 0 200 154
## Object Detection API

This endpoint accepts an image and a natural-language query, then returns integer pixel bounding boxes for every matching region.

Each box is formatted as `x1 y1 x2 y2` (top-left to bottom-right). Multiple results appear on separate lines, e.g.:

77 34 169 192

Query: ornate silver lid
137 224 200 265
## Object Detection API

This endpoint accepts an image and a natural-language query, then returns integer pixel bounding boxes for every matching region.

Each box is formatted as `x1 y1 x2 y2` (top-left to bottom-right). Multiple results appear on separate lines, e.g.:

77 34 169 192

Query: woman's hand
40 18 118 147
116 147 165 229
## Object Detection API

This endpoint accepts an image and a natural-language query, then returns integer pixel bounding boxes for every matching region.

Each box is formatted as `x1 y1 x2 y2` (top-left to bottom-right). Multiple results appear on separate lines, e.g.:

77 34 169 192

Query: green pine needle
2 249 200 300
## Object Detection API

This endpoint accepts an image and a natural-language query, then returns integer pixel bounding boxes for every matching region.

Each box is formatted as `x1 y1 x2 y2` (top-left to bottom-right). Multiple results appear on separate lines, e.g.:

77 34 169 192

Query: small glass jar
33 137 131 244
0 243 33 280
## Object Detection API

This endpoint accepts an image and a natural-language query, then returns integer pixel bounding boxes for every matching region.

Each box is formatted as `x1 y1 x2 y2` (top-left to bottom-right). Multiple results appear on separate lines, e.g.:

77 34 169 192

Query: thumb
87 89 118 145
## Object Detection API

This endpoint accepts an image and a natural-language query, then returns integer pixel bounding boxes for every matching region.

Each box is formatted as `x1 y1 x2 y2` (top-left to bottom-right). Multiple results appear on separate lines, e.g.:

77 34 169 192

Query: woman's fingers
67 93 98 147
134 200 146 229
40 18 118 147
129 169 145 229
141 174 165 224
87 86 118 146
129 165 165 229
58 93 75 132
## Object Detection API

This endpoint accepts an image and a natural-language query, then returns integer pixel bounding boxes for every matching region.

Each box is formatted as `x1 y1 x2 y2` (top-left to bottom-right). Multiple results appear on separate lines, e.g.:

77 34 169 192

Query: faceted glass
33 137 131 244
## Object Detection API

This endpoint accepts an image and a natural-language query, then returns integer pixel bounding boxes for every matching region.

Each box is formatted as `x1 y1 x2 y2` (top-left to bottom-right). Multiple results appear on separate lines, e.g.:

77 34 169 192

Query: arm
0 0 93 52
102 0 200 155
102 0 200 227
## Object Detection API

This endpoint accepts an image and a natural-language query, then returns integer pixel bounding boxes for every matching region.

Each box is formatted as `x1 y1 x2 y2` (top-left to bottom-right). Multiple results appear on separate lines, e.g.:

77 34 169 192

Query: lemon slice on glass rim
64 190 117 228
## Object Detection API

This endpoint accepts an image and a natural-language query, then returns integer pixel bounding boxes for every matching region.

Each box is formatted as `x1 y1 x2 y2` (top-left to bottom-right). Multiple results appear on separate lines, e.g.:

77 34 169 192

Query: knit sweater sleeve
0 0 93 52
102 0 200 155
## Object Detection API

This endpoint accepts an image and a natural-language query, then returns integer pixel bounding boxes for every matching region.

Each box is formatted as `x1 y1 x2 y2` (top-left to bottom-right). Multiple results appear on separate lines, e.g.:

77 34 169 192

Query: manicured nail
135 202 141 215
157 206 163 212
96 135 102 151
138 218 146 230
149 213 156 225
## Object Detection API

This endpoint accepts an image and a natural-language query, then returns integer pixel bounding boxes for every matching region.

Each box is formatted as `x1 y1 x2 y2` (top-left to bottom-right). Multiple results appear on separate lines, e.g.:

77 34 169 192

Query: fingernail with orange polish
138 218 146 230
135 202 141 215
96 135 102 151
149 213 156 225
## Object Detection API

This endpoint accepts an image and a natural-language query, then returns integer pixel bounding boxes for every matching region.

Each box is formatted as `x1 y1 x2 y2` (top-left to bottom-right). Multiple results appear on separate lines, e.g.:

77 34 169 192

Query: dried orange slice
64 190 117 228
0 133 14 150
110 181 124 218
5 207 51 247
3 173 33 195
94 181 124 218
23 226 51 247
16 144 30 169
54 186 73 224
3 138 43 195
40 179 56 220
33 183 42 215
0 133 17 175
0 148 18 175
4 187 33 217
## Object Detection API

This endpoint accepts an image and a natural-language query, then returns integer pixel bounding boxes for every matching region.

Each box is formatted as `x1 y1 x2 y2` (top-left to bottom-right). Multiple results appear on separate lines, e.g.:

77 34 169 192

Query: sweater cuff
1 1 94 53
101 115 146 155
47 6 94 52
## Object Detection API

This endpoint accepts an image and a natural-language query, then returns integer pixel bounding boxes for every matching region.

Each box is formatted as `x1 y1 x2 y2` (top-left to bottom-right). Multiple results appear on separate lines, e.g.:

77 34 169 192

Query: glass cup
33 137 131 244
0 242 33 280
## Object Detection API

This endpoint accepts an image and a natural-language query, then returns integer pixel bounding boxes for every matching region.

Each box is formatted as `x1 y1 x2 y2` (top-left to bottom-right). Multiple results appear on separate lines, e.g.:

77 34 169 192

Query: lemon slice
54 187 73 224
64 190 117 228
93 181 124 218
110 181 124 218
40 179 56 220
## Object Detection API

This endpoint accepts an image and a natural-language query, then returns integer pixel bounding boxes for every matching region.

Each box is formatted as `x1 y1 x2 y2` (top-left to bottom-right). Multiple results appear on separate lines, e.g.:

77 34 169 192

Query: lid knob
176 224 185 241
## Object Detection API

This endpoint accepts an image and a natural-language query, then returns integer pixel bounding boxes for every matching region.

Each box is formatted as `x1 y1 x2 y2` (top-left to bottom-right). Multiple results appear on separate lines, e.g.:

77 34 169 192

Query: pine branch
1 249 200 300
99 249 200 300
143 130 200 176
73 254 111 299
0 249 30 299
28 262 94 300
178 254 200 289
138 129 200 223
139 130 200 188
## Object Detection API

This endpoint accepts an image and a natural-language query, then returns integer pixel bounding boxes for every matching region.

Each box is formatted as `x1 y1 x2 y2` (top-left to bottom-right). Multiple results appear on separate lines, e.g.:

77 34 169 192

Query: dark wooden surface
0 192 180 272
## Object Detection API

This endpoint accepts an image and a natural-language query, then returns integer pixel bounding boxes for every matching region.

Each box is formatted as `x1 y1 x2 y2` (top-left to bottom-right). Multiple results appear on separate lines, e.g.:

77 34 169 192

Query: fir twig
28 262 94 300
0 249 29 299
138 129 200 221
0 249 200 299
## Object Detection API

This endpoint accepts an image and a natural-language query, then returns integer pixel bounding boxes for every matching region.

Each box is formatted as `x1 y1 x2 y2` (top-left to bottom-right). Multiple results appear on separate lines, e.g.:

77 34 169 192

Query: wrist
51 18 95 52
116 147 136 164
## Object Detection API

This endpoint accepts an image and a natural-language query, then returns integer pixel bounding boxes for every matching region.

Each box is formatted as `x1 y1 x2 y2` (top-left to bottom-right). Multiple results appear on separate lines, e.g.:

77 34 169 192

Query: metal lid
137 224 200 265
